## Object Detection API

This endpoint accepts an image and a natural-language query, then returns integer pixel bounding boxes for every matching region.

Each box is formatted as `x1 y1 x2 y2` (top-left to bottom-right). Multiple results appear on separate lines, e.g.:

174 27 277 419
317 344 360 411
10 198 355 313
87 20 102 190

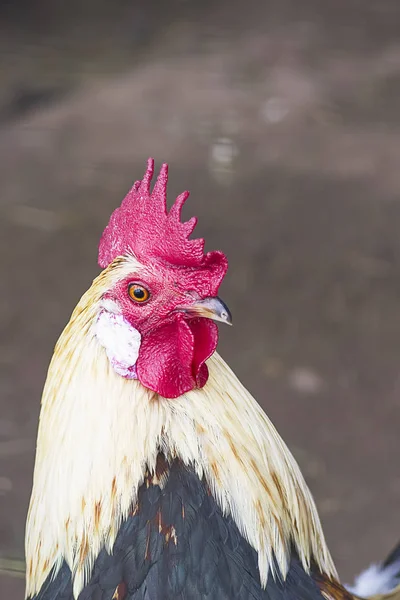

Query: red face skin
103 252 227 399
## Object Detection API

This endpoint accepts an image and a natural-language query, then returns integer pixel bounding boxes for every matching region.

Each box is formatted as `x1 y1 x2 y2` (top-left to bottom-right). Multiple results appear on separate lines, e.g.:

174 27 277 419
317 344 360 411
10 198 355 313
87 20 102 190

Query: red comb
98 158 207 268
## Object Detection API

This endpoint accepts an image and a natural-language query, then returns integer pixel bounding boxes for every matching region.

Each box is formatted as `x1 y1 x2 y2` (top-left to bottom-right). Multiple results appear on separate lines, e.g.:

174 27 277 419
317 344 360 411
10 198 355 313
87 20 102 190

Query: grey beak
175 296 232 325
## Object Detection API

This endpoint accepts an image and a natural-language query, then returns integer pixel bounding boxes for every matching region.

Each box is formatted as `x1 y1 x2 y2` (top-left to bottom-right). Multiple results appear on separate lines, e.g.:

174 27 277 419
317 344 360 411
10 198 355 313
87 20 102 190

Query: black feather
32 457 326 600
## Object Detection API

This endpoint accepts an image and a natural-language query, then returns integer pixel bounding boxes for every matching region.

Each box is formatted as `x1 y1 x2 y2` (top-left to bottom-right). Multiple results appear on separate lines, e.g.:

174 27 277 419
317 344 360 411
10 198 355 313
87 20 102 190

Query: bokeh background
1 0 400 595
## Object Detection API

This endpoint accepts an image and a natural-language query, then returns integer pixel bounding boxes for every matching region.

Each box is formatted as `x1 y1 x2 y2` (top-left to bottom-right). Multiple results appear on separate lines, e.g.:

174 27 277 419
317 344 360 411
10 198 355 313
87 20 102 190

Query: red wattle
189 317 218 387
136 317 218 399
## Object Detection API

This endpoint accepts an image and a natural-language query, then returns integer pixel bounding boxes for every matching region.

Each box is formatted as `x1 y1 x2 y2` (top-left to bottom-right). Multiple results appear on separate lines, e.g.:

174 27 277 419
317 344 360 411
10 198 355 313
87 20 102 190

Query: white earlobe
95 308 141 379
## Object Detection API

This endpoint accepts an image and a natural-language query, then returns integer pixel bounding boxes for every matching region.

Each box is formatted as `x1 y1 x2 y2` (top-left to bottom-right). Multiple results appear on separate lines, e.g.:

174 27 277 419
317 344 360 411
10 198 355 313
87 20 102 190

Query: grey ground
1 0 400 595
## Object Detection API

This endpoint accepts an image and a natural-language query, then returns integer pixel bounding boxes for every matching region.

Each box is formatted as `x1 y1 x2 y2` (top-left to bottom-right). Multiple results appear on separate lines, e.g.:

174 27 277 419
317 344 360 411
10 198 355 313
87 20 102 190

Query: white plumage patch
347 562 400 596
95 302 141 379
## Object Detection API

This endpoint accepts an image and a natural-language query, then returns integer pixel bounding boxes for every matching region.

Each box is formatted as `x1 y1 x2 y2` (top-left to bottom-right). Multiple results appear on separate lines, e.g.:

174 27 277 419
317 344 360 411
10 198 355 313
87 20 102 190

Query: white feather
347 562 400 596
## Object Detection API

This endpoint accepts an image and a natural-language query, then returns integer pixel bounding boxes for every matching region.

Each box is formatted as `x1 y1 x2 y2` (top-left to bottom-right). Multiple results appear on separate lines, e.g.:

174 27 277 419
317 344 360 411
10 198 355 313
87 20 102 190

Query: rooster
25 158 399 600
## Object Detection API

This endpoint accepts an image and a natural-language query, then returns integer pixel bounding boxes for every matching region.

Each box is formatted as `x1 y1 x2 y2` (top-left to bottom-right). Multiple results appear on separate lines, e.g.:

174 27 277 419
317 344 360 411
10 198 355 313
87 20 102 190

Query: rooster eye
128 284 150 303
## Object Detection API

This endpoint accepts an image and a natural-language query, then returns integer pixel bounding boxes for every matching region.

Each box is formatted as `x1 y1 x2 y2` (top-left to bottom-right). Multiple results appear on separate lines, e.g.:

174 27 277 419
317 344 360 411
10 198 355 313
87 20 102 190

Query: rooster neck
25 271 337 599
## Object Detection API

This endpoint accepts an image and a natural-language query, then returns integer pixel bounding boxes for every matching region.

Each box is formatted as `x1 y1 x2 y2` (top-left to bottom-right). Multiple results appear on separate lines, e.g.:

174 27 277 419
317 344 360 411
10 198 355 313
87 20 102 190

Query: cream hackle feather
25 255 337 600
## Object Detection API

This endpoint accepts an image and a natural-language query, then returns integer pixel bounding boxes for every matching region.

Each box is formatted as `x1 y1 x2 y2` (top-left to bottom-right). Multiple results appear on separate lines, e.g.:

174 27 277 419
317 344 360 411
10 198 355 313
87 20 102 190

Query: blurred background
1 0 400 595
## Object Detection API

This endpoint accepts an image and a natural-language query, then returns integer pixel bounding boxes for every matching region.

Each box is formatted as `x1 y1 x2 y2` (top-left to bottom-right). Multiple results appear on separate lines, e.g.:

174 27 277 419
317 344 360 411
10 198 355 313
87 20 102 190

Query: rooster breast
32 456 327 600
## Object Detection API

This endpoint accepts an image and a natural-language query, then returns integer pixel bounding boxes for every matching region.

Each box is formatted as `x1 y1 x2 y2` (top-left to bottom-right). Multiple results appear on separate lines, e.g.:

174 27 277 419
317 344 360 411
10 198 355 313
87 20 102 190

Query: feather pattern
31 459 328 600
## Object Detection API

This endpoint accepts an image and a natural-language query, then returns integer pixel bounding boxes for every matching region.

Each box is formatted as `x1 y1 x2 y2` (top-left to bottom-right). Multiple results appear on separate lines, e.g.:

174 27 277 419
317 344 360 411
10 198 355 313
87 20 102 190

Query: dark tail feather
346 542 400 597
382 543 400 572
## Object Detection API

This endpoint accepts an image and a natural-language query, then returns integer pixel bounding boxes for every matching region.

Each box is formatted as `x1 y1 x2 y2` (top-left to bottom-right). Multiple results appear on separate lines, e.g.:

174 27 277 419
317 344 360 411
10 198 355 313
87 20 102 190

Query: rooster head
96 158 230 399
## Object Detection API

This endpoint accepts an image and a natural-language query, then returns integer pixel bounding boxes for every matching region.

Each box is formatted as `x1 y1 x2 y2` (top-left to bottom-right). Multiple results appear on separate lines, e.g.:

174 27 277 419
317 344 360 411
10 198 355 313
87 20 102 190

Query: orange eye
128 283 150 303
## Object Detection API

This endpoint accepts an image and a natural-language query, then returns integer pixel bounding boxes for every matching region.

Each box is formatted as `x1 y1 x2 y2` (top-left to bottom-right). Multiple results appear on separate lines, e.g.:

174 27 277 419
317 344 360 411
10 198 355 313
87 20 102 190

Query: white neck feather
25 267 337 599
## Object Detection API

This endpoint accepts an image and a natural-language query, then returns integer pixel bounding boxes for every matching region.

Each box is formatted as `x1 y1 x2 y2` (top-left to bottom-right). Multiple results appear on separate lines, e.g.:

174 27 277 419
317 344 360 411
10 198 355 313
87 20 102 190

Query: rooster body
24 160 391 600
